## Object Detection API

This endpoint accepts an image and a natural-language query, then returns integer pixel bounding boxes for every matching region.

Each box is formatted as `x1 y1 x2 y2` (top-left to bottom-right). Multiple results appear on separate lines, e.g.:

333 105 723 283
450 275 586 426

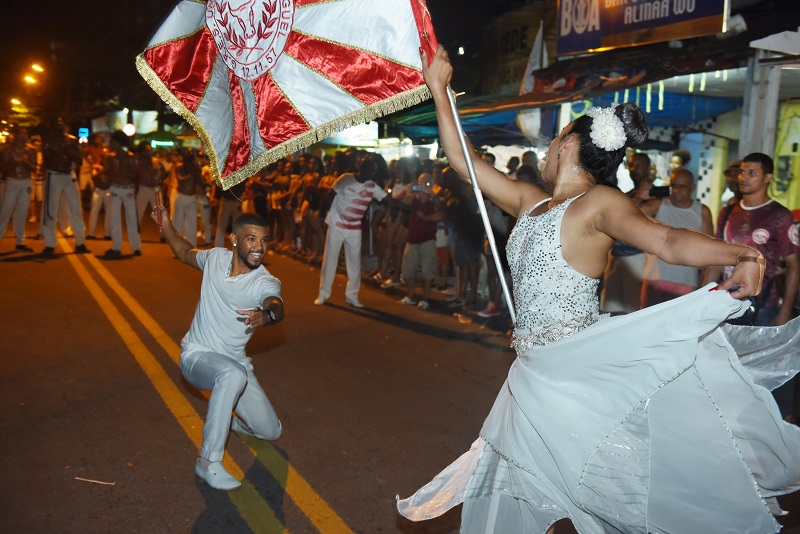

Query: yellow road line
242 435 355 533
61 241 286 534
63 240 354 533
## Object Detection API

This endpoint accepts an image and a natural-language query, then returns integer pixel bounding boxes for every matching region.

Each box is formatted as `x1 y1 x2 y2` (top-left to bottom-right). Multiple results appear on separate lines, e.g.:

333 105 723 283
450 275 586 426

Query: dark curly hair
568 102 648 182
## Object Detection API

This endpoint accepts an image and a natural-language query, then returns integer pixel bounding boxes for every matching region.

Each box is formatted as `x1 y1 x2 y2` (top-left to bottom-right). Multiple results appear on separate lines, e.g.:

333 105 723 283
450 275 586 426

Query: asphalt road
2 216 799 533
1 216 516 533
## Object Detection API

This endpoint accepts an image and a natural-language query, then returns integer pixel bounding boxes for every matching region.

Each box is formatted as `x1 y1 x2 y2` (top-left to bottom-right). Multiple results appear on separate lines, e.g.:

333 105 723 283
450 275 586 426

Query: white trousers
318 225 362 302
42 172 85 248
172 193 197 246
180 350 281 463
0 178 32 245
136 186 159 225
215 197 242 247
197 195 211 243
109 184 141 252
88 187 111 237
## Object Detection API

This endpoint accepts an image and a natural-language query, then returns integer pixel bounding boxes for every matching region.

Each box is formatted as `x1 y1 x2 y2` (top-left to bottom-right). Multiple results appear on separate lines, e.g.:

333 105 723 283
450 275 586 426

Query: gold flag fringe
135 54 226 190
136 54 431 191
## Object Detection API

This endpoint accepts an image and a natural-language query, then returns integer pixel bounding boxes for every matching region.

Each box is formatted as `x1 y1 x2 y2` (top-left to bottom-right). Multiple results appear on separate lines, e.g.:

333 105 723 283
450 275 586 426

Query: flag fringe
135 54 224 178
136 55 430 191
218 84 431 190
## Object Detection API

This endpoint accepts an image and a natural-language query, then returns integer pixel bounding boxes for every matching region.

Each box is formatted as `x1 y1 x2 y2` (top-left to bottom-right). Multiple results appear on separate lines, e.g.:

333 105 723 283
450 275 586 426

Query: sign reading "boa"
556 0 725 56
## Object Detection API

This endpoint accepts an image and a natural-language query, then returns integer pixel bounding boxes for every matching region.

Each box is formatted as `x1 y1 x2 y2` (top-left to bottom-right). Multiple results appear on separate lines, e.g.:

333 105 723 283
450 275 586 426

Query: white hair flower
586 104 626 151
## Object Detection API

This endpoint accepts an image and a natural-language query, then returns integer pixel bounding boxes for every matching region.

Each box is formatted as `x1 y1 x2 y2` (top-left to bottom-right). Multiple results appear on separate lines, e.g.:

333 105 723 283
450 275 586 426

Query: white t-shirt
182 248 281 360
325 174 387 231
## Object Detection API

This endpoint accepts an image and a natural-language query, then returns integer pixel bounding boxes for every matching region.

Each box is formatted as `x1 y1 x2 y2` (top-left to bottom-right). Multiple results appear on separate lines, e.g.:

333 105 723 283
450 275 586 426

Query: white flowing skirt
398 284 800 533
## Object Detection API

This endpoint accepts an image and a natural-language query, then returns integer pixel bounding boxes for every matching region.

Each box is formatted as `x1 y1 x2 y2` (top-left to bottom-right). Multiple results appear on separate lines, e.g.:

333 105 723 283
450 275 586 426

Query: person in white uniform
40 116 88 255
315 152 388 308
398 46 800 534
104 131 141 257
0 127 37 252
152 196 285 490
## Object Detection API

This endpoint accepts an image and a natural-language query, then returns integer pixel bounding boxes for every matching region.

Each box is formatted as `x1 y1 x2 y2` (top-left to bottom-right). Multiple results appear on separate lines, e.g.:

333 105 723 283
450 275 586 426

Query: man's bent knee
215 364 248 392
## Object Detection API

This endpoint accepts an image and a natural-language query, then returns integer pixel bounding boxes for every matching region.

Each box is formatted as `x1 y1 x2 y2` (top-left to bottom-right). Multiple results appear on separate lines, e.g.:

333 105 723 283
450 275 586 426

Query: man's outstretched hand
151 193 168 231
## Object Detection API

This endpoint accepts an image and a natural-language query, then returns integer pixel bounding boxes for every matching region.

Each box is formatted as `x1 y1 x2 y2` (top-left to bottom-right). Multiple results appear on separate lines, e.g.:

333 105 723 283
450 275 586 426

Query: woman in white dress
397 46 800 533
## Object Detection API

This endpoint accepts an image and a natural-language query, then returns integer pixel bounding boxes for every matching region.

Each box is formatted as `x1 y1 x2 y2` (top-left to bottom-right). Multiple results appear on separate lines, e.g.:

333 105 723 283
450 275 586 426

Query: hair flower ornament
586 104 626 151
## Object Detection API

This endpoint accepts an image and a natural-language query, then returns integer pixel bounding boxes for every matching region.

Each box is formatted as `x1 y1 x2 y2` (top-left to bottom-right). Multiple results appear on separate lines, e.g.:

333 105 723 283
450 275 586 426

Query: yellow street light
24 75 37 84
11 98 21 105
31 64 44 72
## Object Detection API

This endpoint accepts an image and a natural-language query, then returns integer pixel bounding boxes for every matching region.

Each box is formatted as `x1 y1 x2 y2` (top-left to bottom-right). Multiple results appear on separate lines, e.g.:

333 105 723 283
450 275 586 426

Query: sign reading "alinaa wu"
557 0 726 56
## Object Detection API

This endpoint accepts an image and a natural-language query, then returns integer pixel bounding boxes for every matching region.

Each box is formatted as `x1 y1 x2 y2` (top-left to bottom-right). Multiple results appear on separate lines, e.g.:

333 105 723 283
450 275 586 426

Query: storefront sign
557 0 726 56
483 5 544 96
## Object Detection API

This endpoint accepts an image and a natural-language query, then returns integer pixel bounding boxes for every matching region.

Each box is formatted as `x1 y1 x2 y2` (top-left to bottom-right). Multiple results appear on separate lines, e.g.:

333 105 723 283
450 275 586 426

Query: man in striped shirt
315 153 388 308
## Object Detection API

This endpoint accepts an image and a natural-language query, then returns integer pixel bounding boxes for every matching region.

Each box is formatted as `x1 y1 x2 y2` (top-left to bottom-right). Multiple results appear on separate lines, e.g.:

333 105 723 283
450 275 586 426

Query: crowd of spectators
2 129 798 332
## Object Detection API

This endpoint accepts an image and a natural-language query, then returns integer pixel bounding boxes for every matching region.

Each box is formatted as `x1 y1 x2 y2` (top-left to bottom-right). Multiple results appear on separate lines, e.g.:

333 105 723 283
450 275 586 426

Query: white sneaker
314 296 326 305
399 296 416 306
417 300 429 310
195 460 241 490
347 299 364 308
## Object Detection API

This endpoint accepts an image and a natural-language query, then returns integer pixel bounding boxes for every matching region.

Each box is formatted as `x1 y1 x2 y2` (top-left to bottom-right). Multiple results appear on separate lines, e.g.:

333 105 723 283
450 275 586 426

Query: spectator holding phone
397 173 445 310
639 168 714 306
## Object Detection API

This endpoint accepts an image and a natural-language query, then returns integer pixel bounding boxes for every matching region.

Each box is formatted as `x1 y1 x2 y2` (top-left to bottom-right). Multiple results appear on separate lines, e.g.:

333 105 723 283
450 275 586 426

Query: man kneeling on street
152 196 285 490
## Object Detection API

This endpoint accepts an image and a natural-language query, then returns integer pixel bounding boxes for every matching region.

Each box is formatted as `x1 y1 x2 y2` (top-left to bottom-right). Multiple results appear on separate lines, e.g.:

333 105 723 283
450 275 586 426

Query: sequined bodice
506 196 606 354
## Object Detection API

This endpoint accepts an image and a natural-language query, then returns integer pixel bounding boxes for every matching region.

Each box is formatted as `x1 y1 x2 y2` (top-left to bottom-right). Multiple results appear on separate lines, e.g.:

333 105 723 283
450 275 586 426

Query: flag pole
445 86 516 324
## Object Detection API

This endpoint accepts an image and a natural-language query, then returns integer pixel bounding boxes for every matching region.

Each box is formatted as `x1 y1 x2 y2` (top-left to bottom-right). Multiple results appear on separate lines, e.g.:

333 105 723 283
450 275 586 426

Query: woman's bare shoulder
582 185 638 212
516 182 551 215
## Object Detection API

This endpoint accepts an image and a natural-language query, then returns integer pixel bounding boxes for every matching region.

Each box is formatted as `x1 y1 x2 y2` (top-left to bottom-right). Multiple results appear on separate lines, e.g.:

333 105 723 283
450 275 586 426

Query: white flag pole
445 86 516 324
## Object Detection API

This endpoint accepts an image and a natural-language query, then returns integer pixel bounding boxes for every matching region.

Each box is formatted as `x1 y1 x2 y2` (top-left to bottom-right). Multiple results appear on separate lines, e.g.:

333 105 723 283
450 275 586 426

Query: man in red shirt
397 174 445 310
709 153 799 420
712 153 799 327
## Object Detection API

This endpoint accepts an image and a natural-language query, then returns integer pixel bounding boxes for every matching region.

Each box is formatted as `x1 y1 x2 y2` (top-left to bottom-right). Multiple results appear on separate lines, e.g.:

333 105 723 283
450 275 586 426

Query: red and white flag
136 0 437 189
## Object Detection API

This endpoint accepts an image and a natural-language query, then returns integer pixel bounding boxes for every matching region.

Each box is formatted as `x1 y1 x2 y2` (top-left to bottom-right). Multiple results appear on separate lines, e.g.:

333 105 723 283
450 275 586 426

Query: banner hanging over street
557 0 726 56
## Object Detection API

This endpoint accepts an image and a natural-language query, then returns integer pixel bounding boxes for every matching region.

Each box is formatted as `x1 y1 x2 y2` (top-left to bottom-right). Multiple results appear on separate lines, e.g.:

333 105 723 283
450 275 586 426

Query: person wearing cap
721 159 743 207
707 159 743 260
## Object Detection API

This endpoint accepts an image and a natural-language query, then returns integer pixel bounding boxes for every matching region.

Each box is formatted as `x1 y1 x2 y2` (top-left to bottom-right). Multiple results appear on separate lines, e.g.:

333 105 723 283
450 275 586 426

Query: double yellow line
59 238 353 534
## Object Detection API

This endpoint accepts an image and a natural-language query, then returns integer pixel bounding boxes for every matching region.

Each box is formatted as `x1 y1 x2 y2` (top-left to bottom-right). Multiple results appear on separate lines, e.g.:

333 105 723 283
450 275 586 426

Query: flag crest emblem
206 0 295 81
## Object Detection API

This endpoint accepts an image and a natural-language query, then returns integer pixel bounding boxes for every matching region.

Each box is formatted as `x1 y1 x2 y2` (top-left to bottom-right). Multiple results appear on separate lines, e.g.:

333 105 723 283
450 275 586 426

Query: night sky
1 0 530 122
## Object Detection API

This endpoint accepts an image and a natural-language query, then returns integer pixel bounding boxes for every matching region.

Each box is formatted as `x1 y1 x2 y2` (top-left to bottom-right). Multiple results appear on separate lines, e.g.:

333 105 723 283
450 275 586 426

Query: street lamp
24 75 37 85
31 64 44 73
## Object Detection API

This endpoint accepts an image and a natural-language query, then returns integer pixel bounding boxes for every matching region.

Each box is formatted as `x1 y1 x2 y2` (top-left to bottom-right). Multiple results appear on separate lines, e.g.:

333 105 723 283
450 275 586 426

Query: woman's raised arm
421 46 546 217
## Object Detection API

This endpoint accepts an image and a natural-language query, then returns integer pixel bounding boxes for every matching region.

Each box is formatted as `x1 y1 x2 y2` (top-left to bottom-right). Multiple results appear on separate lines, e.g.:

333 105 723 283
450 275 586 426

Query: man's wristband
737 255 765 266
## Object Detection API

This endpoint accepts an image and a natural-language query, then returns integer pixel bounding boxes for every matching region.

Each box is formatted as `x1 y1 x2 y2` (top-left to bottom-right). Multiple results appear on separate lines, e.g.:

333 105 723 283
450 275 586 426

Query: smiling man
152 196 285 490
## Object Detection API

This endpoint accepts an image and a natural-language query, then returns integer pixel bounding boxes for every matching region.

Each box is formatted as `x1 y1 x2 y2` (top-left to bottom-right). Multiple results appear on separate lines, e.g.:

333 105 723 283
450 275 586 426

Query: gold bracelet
737 255 765 266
